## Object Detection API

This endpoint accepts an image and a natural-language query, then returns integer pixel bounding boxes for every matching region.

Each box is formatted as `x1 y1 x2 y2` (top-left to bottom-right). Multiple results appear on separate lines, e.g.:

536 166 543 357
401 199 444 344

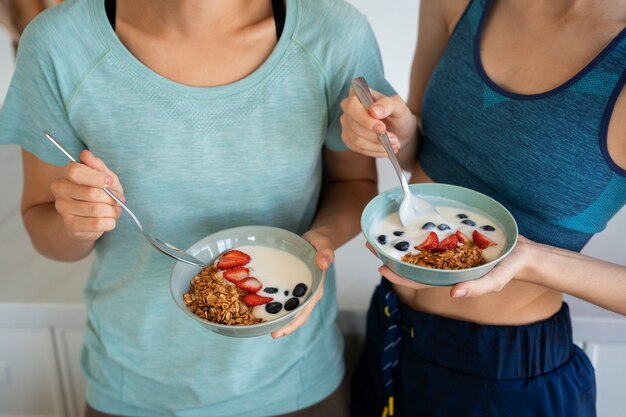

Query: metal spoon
351 77 443 226
43 131 205 266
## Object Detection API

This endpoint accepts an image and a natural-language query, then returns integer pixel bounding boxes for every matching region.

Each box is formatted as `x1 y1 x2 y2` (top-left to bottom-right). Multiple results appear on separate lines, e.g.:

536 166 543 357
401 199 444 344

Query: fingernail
374 123 386 134
389 136 398 145
104 175 113 186
322 256 331 269
371 104 384 117
120 195 126 203
453 289 468 298
276 333 285 339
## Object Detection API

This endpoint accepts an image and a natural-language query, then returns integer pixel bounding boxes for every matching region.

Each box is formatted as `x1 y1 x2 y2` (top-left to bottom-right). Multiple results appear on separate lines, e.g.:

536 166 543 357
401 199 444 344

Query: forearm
22 203 95 261
520 240 626 315
309 179 377 250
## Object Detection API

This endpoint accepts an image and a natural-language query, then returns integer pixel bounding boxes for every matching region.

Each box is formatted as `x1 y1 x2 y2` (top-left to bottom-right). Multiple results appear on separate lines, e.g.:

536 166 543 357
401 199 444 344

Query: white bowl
170 225 322 337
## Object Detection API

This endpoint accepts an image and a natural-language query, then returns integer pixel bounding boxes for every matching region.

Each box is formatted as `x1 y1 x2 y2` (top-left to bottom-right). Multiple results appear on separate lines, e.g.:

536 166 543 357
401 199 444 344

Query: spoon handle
351 77 411 198
43 131 144 232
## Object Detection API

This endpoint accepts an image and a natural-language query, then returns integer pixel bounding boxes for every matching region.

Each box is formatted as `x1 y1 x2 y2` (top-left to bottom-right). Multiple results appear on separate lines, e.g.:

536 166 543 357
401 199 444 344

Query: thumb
368 95 399 120
303 230 334 270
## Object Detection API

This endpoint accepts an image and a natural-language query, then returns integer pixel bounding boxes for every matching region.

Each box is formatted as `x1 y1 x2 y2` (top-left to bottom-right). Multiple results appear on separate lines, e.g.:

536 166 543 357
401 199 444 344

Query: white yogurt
224 245 313 322
374 205 506 263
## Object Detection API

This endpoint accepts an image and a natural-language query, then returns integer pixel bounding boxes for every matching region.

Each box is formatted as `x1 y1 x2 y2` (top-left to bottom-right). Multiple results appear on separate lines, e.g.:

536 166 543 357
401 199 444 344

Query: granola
402 242 485 270
183 265 263 326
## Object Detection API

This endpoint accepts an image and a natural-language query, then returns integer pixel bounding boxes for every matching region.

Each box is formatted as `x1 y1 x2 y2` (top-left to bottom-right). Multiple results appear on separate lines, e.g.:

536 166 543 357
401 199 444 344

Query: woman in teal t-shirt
0 0 393 416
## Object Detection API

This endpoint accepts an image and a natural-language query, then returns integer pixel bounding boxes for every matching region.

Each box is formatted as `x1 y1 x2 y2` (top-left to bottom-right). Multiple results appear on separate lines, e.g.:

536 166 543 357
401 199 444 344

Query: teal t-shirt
0 0 392 415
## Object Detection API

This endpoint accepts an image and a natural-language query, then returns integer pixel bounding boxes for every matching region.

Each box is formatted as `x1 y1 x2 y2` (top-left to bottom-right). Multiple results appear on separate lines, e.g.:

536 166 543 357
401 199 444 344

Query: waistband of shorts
376 278 574 380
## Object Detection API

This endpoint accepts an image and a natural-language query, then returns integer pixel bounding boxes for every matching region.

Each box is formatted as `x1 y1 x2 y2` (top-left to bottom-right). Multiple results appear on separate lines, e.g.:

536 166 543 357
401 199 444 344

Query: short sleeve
323 18 396 152
0 16 86 166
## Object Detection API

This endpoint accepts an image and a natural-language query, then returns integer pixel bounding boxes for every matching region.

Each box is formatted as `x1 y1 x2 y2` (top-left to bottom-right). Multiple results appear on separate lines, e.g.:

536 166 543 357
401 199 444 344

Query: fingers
302 230 334 270
64 161 112 189
450 269 509 298
51 179 122 240
272 273 326 339
365 241 378 256
340 89 404 157
58 211 119 235
453 262 520 298
50 151 126 241
55 196 122 219
450 241 528 298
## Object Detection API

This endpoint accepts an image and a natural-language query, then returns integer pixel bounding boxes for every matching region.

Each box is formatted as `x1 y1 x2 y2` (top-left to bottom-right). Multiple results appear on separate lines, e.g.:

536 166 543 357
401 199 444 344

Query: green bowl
361 183 518 286
170 226 322 338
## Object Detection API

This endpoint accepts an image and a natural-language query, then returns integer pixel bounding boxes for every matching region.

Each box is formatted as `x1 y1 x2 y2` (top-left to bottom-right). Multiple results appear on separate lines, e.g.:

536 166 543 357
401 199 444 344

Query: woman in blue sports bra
341 0 626 416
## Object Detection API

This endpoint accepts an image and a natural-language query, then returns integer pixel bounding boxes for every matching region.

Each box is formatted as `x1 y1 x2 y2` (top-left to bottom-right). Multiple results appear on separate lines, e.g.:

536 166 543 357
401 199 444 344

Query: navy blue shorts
350 279 596 417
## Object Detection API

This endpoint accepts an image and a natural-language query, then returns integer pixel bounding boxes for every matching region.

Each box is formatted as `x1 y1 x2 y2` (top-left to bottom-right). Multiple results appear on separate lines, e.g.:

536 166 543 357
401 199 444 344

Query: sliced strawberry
432 234 459 253
216 250 251 270
235 277 262 293
455 231 470 244
415 232 439 251
223 266 249 283
242 293 273 307
473 230 497 249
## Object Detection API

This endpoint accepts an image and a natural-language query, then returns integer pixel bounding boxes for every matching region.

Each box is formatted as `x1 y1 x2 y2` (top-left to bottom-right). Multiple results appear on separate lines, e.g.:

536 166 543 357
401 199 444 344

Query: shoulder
18 0 107 72
293 0 372 51
420 0 472 35
297 0 368 27
291 0 378 74
20 0 98 49
16 0 109 98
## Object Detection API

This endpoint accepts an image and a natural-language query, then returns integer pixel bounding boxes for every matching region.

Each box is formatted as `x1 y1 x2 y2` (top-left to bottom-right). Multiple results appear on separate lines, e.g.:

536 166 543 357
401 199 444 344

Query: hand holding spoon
43 131 204 266
351 77 444 227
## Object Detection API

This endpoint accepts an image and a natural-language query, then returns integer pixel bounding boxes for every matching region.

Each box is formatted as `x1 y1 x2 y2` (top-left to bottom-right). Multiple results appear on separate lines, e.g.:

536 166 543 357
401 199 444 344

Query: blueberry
394 241 410 251
421 222 436 230
481 225 496 231
265 302 283 314
284 290 289 296
461 219 476 226
377 234 388 245
437 224 451 231
284 298 300 311
393 231 404 236
456 213 469 219
263 287 278 294
292 283 308 298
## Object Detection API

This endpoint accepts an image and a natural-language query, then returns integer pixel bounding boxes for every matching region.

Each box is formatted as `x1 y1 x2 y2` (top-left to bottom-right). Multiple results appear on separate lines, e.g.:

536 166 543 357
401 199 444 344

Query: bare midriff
397 164 563 326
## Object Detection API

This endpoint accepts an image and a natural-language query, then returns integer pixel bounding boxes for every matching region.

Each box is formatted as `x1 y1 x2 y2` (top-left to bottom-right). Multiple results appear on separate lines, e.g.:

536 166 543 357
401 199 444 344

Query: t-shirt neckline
88 0 298 99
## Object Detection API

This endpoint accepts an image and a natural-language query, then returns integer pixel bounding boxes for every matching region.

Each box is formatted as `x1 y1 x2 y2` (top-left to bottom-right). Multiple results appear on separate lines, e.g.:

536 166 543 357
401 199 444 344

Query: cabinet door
0 328 65 417
585 343 626 417
53 327 86 417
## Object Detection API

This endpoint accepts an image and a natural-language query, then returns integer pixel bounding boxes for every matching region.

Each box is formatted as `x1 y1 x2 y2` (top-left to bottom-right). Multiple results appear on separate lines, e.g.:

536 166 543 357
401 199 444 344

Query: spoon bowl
43 131 204 266
351 77 443 226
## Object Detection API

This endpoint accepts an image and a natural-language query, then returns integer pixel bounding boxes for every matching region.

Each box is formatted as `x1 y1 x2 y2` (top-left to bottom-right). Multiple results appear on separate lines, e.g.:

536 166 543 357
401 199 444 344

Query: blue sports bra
419 0 626 252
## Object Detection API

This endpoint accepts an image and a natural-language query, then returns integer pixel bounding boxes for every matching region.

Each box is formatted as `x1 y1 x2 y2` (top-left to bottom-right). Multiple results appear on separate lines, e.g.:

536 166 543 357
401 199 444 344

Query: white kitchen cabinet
0 305 624 416
585 342 626 417
53 328 86 417
0 328 65 417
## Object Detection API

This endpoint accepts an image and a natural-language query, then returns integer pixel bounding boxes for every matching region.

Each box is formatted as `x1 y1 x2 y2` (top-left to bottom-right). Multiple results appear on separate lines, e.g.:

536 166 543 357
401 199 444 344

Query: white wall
0 27 11 99
1 2 625 314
